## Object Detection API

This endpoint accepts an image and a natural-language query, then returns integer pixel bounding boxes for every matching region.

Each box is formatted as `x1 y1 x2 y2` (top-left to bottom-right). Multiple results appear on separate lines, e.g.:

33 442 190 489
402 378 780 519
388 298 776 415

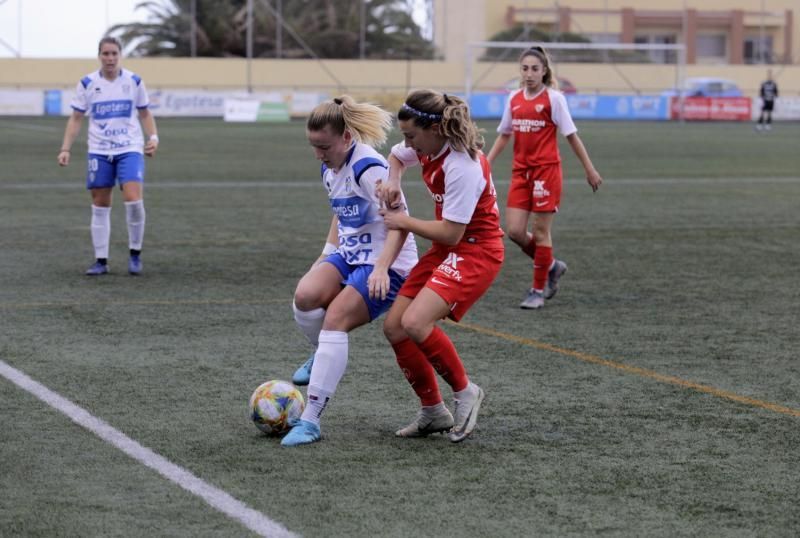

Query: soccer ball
249 380 305 435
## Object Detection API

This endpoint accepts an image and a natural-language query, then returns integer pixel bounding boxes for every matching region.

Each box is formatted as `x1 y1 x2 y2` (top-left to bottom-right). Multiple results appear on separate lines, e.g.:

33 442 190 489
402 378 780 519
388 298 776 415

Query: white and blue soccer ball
249 380 305 435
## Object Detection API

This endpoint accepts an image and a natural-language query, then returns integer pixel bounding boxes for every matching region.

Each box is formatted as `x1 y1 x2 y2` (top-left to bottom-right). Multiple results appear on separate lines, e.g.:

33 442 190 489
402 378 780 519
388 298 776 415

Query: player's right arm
486 133 511 165
381 153 407 210
313 215 339 268
57 110 85 166
487 92 514 165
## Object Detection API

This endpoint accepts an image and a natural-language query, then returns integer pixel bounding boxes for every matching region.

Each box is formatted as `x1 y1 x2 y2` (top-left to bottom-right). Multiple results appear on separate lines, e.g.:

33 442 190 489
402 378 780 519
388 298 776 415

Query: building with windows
434 0 796 66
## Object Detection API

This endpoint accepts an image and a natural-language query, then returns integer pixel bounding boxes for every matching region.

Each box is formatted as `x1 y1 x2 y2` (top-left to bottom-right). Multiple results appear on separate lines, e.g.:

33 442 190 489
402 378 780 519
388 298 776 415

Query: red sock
521 235 537 259
392 338 442 406
533 245 553 291
417 326 469 392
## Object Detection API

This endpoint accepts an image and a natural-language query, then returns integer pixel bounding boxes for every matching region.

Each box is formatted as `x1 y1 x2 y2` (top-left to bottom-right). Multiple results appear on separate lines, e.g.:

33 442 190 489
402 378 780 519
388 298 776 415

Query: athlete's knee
506 226 529 246
293 287 322 311
382 314 406 343
399 312 431 343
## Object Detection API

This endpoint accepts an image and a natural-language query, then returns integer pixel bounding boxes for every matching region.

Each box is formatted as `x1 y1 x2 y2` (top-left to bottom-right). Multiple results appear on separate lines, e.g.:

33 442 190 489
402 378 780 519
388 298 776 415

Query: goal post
464 41 687 102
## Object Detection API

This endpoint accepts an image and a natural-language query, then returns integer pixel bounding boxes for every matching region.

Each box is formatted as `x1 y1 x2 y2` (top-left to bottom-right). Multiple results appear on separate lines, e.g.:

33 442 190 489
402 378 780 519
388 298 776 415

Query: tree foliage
109 0 434 59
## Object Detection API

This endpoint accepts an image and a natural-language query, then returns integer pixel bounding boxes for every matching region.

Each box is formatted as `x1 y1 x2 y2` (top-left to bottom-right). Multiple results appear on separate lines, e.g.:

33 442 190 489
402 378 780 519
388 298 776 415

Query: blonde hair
398 90 484 160
306 95 393 148
519 46 558 90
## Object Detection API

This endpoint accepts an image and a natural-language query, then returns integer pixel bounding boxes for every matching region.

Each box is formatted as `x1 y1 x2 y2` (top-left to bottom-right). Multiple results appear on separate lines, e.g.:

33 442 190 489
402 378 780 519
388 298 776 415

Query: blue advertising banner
466 93 508 119
44 90 62 116
565 95 668 120
467 92 669 121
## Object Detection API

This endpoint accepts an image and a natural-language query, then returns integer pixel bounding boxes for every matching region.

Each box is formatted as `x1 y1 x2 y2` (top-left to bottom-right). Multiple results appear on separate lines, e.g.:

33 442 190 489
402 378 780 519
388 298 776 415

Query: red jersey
497 87 577 170
391 143 504 247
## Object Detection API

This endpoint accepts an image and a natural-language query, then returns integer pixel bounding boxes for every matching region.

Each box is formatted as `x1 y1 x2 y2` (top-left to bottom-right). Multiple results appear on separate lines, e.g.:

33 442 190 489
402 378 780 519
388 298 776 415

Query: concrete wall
1 58 798 102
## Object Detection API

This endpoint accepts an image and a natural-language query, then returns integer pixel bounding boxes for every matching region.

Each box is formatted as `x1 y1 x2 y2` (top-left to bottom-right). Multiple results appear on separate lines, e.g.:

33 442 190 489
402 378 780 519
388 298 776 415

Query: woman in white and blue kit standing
58 36 159 276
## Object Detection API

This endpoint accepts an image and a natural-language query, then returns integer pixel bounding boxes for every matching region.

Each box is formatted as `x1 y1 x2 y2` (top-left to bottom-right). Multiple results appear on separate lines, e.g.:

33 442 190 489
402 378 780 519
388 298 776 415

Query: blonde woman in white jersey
282 96 418 446
58 37 159 276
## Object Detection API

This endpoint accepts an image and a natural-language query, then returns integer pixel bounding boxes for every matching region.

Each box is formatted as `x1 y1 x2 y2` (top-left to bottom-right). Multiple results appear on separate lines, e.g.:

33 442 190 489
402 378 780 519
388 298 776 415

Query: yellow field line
0 298 288 309
448 319 800 418
6 296 797 418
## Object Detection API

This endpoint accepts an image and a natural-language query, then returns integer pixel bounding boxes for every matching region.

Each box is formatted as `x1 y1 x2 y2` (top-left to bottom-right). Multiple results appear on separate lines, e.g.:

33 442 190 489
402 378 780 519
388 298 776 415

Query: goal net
464 41 687 101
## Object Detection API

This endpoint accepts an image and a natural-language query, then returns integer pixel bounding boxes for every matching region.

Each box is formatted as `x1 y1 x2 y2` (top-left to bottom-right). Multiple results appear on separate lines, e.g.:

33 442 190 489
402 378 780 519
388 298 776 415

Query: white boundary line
0 360 298 538
1 177 799 190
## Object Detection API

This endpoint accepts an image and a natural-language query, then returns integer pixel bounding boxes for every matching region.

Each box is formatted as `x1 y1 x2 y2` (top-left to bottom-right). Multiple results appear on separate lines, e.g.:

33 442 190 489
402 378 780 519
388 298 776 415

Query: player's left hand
587 169 602 192
367 268 390 300
379 207 407 230
144 138 158 157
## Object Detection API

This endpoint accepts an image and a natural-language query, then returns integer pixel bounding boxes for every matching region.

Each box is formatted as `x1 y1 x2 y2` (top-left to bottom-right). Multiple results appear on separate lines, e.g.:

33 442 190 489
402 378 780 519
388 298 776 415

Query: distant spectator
57 36 159 276
756 70 779 131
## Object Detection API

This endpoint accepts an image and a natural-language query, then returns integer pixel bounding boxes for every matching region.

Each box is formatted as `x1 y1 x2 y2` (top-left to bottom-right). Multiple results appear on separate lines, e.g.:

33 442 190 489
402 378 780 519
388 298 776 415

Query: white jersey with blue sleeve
322 143 418 276
70 69 150 156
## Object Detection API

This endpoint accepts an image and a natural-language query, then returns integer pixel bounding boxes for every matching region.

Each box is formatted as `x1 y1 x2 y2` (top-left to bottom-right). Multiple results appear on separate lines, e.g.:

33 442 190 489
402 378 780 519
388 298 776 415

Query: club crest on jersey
535 104 544 113
122 84 131 94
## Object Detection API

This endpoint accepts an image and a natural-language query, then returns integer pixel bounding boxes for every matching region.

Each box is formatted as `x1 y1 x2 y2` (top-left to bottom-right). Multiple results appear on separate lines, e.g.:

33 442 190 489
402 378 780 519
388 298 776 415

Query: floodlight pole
246 0 253 93
190 0 197 57
465 45 473 103
359 0 366 59
276 0 283 58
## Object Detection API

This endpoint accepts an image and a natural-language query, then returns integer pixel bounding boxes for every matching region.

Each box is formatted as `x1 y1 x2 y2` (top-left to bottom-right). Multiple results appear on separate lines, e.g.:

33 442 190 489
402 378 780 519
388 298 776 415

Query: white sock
125 200 146 251
422 402 448 416
301 330 349 425
454 381 478 400
90 205 111 259
293 302 326 347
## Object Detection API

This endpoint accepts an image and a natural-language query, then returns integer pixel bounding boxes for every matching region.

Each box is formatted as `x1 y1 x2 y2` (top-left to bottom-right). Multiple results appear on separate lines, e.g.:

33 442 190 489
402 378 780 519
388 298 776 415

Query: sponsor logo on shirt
92 100 133 120
338 232 373 263
330 195 371 228
512 118 547 133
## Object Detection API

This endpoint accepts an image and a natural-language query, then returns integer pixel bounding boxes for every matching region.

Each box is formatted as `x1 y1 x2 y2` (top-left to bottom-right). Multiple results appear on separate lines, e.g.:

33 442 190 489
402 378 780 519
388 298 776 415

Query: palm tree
109 0 434 59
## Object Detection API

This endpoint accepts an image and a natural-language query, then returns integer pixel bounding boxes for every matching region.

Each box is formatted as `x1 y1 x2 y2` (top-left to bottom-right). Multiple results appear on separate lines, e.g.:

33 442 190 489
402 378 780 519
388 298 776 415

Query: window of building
586 33 620 44
696 33 727 63
744 35 774 64
634 34 678 64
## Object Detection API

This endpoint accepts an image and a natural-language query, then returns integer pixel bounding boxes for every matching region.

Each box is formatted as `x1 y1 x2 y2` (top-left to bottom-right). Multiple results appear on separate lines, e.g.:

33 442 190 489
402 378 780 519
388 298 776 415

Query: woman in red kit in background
487 46 602 310
379 90 504 443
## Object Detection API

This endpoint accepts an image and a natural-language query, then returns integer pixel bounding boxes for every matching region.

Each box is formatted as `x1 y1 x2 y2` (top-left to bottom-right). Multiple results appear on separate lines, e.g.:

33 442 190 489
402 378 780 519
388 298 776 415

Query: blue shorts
323 253 406 321
86 152 144 189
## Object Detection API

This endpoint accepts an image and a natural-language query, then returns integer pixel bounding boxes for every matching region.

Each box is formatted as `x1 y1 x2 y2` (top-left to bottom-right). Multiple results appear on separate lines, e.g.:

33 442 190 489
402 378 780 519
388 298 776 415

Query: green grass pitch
1 117 799 537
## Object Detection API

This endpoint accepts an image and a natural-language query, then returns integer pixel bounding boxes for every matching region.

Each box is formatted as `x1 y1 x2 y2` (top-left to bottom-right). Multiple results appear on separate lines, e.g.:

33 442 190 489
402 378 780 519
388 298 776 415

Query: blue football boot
281 419 321 447
128 254 142 275
292 352 315 386
85 261 109 276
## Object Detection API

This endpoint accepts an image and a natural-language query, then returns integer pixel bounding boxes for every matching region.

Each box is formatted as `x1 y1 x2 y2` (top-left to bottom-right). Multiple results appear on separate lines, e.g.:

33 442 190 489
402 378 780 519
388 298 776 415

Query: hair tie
333 98 343 105
401 103 442 121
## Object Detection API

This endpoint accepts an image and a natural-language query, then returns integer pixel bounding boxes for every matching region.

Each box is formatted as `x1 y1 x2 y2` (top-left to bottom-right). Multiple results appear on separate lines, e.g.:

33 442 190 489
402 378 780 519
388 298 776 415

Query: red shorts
398 239 504 322
507 163 562 213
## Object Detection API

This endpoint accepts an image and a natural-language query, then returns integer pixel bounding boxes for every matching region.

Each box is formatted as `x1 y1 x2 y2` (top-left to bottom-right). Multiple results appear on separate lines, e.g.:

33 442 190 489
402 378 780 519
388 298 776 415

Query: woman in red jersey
379 90 504 443
487 46 602 309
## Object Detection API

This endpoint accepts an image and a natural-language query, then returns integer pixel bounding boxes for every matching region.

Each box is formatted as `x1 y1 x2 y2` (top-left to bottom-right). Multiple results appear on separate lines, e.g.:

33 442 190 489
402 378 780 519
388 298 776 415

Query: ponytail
398 90 484 160
307 95 393 148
